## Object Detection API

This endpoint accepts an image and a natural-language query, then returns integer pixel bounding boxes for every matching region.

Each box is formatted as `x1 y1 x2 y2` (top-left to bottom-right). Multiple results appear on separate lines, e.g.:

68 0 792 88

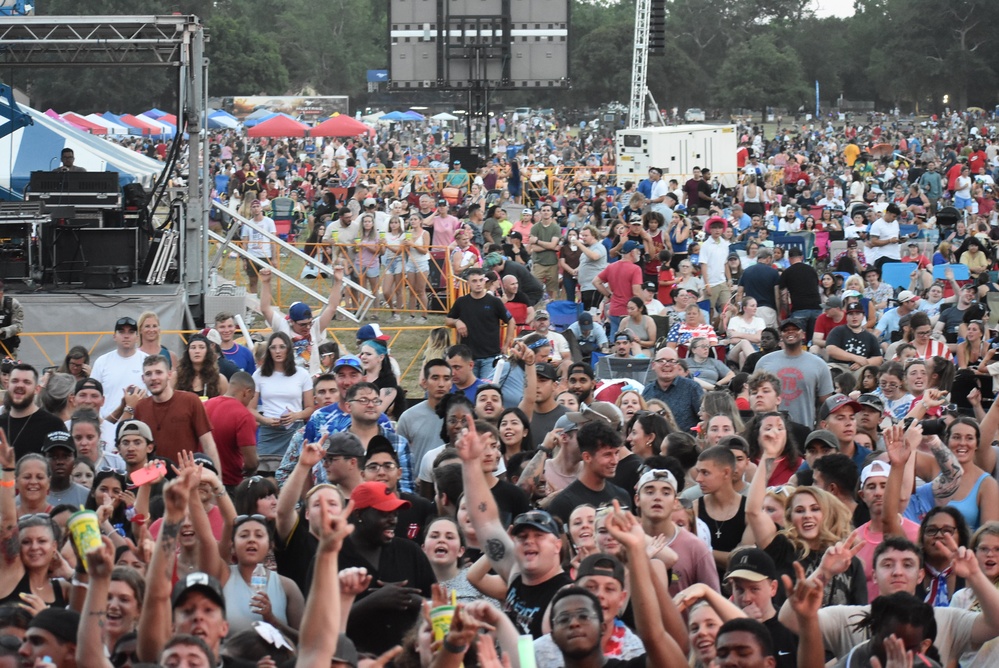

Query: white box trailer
615 124 739 188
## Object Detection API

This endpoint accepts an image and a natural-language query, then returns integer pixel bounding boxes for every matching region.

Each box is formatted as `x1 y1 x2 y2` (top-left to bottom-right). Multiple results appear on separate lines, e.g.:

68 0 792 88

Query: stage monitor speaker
449 147 482 174
43 227 139 285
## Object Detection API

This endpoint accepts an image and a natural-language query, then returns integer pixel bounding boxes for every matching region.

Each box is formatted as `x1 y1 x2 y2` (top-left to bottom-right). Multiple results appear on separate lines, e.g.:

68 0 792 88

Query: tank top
947 472 989 531
222 564 289 636
742 184 761 203
0 572 68 608
669 224 689 254
620 317 649 342
697 495 747 554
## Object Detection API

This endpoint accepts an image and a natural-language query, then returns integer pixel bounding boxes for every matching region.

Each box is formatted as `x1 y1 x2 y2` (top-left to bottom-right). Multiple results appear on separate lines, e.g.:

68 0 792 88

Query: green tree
712 34 809 115
205 16 289 96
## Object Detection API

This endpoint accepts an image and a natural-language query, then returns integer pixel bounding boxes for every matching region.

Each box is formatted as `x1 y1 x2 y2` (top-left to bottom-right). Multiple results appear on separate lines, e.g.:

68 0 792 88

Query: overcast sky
812 0 855 18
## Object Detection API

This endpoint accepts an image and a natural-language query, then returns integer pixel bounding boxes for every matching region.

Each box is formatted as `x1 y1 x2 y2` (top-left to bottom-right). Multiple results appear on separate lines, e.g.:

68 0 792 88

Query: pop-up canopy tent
61 112 107 134
0 100 163 200
310 114 373 137
84 113 131 135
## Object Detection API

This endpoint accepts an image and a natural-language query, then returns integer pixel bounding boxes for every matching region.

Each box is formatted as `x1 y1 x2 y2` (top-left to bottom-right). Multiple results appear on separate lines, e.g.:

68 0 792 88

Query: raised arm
604 502 687 668
456 414 517 582
276 434 327 543
136 468 198 663
295 499 353 667
783 561 827 668
0 431 17 557
75 537 117 668
745 456 779 550
976 388 999 476
259 266 277 323
883 424 914 537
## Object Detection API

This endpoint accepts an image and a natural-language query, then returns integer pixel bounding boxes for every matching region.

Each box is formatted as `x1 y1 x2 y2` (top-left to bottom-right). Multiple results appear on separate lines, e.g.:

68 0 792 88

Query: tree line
13 0 999 117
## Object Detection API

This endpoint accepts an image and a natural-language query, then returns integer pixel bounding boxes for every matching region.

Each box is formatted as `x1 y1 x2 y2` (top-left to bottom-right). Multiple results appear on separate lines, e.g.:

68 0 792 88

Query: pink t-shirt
597 262 643 317
857 517 921 603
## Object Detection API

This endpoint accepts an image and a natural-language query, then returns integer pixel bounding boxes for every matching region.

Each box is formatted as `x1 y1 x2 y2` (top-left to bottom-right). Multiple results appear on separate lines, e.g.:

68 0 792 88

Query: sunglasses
115 317 138 330
234 514 267 528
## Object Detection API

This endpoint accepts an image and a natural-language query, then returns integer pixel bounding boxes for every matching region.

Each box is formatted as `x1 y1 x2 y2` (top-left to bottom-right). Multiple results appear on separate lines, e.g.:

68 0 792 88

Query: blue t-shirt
222 344 257 374
453 378 485 402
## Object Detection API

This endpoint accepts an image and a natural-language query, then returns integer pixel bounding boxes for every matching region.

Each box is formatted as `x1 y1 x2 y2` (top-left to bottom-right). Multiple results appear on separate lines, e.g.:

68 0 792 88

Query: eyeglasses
976 545 999 556
349 397 382 407
879 381 900 390
364 462 398 473
767 485 793 498
924 526 957 538
293 319 313 328
653 358 677 366
234 514 267 527
320 352 336 359
323 454 349 464
552 610 599 627
914 329 932 337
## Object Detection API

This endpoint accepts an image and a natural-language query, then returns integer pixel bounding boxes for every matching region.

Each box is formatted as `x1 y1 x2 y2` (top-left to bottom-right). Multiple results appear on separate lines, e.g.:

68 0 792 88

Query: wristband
123 406 135 414
442 638 468 654
0 480 13 488
1 467 14 472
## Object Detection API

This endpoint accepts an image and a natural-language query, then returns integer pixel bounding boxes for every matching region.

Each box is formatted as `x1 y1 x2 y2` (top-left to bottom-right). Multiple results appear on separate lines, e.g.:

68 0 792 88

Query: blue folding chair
547 300 583 332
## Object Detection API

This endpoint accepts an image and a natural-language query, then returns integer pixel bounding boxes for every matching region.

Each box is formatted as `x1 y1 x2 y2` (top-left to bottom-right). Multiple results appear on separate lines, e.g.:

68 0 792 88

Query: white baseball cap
860 459 890 486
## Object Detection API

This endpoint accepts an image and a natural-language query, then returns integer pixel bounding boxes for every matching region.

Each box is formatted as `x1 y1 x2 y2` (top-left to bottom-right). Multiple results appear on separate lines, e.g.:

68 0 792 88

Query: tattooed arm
455 415 518 581
76 537 115 668
136 468 199 663
516 449 547 498
928 434 964 500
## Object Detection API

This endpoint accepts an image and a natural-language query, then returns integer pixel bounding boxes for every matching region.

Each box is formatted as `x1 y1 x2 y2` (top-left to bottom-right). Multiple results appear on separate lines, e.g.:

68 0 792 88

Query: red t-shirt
597 261 643 317
813 312 845 339
204 395 258 486
133 391 214 464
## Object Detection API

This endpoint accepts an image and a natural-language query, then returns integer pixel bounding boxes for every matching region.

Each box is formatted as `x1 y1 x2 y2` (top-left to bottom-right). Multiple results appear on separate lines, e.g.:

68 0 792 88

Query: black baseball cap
171 572 226 610
778 318 803 331
75 378 104 395
114 316 137 331
725 548 778 582
576 554 626 586
566 362 594 379
857 393 885 413
511 510 561 536
535 363 558 381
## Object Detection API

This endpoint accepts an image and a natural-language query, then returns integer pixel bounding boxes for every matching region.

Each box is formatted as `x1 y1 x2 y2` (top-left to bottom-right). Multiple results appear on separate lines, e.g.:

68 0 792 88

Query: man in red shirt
809 296 846 358
594 240 643 336
204 371 258 488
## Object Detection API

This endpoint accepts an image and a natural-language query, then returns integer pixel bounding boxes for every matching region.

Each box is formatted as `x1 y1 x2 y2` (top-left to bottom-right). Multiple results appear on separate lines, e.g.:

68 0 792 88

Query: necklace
7 409 35 453
713 518 727 540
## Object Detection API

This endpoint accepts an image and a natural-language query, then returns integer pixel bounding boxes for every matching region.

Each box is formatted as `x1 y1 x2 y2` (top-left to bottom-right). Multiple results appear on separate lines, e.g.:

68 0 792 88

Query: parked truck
615 124 739 187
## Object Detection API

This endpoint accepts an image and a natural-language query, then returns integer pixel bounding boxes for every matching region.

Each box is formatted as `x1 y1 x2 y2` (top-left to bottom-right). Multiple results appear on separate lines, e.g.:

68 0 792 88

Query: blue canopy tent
242 109 277 128
379 111 406 122
143 108 168 119
401 110 425 121
207 109 240 130
0 101 162 201
102 112 144 136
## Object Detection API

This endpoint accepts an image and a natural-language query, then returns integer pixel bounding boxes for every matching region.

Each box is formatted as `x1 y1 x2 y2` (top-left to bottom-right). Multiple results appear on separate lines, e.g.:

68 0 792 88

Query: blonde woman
137 311 177 369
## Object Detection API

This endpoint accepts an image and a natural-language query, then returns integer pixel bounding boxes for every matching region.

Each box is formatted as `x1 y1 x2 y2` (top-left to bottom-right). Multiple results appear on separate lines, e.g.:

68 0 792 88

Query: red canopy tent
60 112 107 134
119 114 160 135
159 113 178 126
247 115 308 138
310 114 373 138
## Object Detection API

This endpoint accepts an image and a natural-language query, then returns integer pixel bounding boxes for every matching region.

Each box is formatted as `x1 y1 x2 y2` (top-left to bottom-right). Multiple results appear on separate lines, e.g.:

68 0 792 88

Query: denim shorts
383 255 404 275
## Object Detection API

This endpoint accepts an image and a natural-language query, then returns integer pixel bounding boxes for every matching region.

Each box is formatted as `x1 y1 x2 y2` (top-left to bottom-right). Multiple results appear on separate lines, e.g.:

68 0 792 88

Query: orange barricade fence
210 238 464 317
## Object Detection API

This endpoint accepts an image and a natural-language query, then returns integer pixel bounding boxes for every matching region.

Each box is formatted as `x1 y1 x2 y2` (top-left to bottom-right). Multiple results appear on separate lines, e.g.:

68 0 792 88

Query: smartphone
42 366 58 375
130 460 167 487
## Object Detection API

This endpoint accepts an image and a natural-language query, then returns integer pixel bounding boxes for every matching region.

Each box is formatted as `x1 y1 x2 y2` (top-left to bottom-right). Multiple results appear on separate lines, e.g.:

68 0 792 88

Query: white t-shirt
728 315 766 339
268 310 329 376
90 349 148 418
242 216 276 258
866 217 901 263
251 367 312 419
699 236 730 287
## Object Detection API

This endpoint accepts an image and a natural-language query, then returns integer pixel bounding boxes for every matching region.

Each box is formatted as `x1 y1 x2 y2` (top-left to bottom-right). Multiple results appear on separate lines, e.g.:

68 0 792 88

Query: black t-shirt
339 536 436 655
504 571 574 638
939 303 968 338
826 325 882 360
546 479 632 525
275 511 318 596
6 409 69 461
447 293 512 359
739 263 781 309
778 263 821 311
764 615 799 668
611 453 644 497
491 479 531 529
605 658 645 668
529 405 567 448
501 261 545 305
396 491 436 543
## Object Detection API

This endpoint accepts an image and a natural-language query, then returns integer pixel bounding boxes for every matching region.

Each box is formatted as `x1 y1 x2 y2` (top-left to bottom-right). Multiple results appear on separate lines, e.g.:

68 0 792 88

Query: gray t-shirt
754 349 834 428
686 357 731 385
47 482 91 509
396 400 443 470
578 242 608 292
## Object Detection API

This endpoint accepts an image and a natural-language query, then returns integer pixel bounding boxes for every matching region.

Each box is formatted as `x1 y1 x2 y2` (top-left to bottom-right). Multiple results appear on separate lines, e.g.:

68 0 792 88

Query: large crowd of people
4 111 999 667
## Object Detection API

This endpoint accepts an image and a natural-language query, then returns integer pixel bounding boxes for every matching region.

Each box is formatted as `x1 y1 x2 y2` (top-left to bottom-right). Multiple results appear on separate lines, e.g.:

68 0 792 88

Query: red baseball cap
351 482 411 513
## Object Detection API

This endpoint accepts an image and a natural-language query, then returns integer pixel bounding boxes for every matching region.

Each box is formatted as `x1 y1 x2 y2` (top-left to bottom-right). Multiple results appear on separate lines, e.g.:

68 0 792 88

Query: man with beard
344 382 414 493
547 421 632 525
337 481 434 655
474 383 505 425
754 319 834 429
5 364 66 460
127 355 221 471
566 362 596 405
43 431 89 507
742 328 780 374
362 436 435 543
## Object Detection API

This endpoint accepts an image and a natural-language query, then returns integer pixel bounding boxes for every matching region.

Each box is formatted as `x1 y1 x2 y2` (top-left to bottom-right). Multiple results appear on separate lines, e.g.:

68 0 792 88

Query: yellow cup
67 510 102 572
430 605 456 642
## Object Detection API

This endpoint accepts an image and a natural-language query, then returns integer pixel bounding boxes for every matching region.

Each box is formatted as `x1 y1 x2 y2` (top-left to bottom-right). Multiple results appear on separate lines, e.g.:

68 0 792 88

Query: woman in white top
739 173 766 217
724 297 766 368
404 212 432 322
380 215 407 321
251 332 315 457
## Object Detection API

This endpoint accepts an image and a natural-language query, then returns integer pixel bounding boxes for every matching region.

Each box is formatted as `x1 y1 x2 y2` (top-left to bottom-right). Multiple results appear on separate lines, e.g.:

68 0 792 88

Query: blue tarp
0 101 163 200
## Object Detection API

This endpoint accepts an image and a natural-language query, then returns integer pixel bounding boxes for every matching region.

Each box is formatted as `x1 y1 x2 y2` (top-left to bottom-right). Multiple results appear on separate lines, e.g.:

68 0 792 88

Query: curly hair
782 486 853 558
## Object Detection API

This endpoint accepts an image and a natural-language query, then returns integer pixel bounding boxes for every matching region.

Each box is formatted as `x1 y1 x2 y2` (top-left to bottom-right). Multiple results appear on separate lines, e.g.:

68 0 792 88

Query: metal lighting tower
628 0 665 128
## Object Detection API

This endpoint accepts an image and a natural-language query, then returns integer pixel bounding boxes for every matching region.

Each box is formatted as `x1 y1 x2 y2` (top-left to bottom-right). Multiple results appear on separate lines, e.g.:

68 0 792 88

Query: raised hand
455 414 484 463
781 561 823 620
444 604 496 650
817 529 864 580
163 466 198 520
886 424 913 466
672 583 710 614
358 646 404 668
299 434 329 469
339 567 372 598
0 428 14 470
85 536 117 580
870 633 915 668
603 501 644 552
317 498 354 555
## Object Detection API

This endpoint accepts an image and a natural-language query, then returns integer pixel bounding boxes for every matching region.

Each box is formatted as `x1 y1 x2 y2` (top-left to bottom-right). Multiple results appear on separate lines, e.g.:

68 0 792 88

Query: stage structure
388 0 570 153
0 15 209 322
